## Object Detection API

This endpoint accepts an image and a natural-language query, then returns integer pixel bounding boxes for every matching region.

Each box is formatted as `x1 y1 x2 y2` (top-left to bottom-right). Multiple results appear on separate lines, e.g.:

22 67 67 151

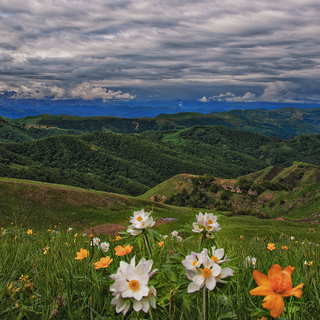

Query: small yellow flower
47 229 51 232
27 229 33 235
304 261 313 266
267 243 275 251
240 235 244 240
75 248 89 260
158 241 164 247
93 256 113 269
115 235 121 241
43 246 50 255
281 246 288 250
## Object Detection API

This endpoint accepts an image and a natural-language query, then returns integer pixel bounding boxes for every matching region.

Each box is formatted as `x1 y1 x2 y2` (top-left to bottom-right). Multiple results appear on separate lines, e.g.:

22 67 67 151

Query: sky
0 0 320 108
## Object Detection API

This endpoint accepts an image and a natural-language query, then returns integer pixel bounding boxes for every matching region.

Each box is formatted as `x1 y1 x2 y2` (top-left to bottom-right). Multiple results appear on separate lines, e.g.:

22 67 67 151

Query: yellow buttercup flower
93 257 113 269
75 248 89 260
281 246 288 250
158 241 164 247
114 244 133 256
27 229 33 235
267 243 275 251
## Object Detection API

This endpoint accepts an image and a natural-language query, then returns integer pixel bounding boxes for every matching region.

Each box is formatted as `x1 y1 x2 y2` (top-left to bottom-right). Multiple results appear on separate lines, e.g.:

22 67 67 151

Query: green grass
0 213 319 320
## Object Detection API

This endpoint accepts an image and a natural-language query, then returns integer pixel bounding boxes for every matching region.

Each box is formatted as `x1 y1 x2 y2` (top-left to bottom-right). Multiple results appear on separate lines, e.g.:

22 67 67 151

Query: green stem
144 232 152 258
203 286 208 320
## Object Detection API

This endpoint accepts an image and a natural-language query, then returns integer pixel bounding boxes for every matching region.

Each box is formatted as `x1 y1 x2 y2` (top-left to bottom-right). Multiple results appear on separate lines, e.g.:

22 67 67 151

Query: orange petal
253 270 272 287
283 265 295 276
250 286 274 296
268 264 282 278
262 294 284 318
282 283 304 298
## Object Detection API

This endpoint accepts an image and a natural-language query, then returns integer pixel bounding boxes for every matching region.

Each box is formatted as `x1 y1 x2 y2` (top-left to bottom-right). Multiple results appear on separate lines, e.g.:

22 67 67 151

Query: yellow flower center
217 273 222 279
271 276 291 294
129 279 140 291
137 216 143 222
211 255 218 263
192 260 198 266
202 268 211 278
208 219 213 224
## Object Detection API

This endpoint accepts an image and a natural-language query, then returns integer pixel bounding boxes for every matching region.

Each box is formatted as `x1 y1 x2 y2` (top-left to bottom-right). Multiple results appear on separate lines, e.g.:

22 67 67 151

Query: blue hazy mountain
1 95 319 119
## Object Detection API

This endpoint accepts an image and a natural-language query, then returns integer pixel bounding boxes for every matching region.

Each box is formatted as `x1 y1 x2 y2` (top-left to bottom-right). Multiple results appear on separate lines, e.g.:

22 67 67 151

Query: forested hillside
3 107 320 142
1 125 320 196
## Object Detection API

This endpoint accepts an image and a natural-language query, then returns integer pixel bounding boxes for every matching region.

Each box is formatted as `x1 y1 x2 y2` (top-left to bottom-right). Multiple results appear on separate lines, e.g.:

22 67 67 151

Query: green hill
0 177 193 231
139 163 320 222
4 107 320 142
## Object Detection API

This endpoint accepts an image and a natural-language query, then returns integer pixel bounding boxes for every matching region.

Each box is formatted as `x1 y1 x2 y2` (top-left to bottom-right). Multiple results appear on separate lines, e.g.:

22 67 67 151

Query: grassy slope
0 177 194 231
139 164 320 222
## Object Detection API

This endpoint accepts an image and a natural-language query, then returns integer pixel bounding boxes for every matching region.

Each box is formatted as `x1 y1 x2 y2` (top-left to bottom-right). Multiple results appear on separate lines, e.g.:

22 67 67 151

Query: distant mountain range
2 106 320 141
0 94 319 118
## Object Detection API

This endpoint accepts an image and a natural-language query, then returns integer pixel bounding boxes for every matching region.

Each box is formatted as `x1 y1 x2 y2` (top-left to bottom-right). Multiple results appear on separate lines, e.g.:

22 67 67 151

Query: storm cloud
0 0 319 104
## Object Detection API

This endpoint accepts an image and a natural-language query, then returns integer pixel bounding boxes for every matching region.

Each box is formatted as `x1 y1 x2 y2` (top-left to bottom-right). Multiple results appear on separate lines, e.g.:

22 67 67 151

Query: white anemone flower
211 247 230 264
133 286 157 312
100 242 110 252
192 222 204 233
186 249 221 293
130 209 155 230
92 237 100 246
216 267 234 284
171 230 178 237
182 252 202 270
203 213 221 233
110 256 157 313
127 226 143 236
110 294 131 315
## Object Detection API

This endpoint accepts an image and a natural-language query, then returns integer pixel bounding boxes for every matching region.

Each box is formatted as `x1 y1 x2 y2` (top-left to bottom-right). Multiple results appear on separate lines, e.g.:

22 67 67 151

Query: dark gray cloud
0 0 319 103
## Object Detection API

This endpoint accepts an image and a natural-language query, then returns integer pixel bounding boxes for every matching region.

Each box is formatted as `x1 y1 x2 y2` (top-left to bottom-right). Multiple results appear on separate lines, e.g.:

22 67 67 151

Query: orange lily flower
93 256 113 269
250 264 304 318
75 248 89 260
114 244 133 256
158 241 164 247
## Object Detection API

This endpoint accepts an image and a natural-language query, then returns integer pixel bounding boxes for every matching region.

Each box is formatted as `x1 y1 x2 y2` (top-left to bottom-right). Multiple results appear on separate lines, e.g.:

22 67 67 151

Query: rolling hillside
139 163 320 222
4 106 320 142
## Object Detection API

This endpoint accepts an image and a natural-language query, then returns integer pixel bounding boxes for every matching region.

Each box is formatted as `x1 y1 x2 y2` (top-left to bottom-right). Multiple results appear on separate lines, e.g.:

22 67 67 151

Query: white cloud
70 82 136 101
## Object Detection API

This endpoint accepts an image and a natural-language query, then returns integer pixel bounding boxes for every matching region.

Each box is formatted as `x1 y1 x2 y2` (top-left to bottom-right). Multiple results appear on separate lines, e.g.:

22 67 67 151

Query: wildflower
128 209 155 233
158 241 164 247
250 264 304 318
244 256 257 268
43 246 50 255
115 244 133 256
93 256 113 269
171 230 178 237
240 235 244 240
1 229 6 236
304 261 313 266
182 252 202 270
211 247 230 264
184 248 232 293
127 226 142 236
115 235 121 241
192 212 221 236
91 237 100 246
100 242 110 252
290 236 295 241
258 317 267 320
176 236 183 242
75 248 89 260
27 229 33 235
267 243 275 251
255 237 260 241
162 235 168 239
67 227 73 232
47 229 51 232
281 246 288 250
110 256 157 314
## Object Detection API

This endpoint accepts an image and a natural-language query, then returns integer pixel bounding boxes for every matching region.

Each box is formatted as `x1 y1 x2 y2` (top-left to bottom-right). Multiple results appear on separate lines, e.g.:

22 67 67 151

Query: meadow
0 209 319 320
